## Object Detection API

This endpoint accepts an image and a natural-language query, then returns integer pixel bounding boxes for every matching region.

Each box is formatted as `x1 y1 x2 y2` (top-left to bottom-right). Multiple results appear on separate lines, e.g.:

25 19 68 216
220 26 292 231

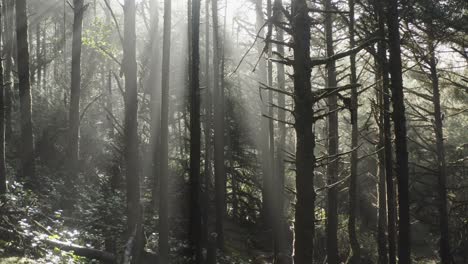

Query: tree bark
324 0 339 262
202 0 211 246
2 0 13 141
375 53 389 264
347 0 360 262
386 0 411 262
266 1 277 254
427 26 451 264
0 2 6 195
291 0 316 263
254 0 273 232
189 0 202 262
36 22 42 91
212 0 226 250
273 0 287 261
375 0 397 262
159 0 172 261
67 0 85 198
123 0 142 262
149 0 161 210
15 0 36 185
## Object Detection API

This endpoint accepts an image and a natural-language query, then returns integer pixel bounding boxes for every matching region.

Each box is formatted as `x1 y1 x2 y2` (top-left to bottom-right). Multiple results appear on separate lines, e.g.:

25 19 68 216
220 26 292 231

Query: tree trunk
0 2 6 195
255 0 273 232
148 0 161 210
15 0 36 185
123 0 142 262
2 0 13 141
189 0 202 262
202 0 211 246
212 0 226 250
159 0 172 261
347 0 360 262
42 23 47 100
266 0 276 253
386 0 411 262
67 0 85 199
106 70 114 138
427 27 451 264
375 0 396 262
36 22 41 91
291 0 316 263
324 0 339 262
375 54 389 264
273 0 287 261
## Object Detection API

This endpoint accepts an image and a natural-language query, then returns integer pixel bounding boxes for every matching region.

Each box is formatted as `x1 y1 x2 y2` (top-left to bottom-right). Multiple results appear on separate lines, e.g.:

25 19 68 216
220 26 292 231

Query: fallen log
0 225 116 263
45 238 116 263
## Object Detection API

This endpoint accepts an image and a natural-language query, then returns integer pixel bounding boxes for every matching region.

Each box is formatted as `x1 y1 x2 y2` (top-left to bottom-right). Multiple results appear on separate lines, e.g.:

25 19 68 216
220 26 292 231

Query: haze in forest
0 0 466 264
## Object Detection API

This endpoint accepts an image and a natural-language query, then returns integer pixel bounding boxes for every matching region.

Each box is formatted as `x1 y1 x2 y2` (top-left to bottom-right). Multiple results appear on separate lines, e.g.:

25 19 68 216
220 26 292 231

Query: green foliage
82 18 119 58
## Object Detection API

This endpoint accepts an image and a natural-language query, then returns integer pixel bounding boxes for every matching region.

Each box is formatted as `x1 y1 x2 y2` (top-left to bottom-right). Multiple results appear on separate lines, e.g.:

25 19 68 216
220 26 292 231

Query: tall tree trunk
375 1 396 262
266 0 276 253
0 2 6 195
123 0 142 262
42 23 47 99
273 0 286 261
149 0 161 210
106 70 114 138
15 0 36 185
254 0 273 231
189 0 202 262
36 23 41 91
427 26 451 264
3 0 15 141
212 0 226 250
324 0 339 262
67 0 85 199
159 0 172 261
386 0 411 262
375 55 389 264
202 0 211 246
347 0 360 262
291 0 316 263
3 0 13 141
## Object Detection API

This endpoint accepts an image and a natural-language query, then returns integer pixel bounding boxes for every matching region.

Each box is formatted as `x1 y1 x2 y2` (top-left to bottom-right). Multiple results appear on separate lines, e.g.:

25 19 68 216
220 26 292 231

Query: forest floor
224 220 275 263
0 257 36 264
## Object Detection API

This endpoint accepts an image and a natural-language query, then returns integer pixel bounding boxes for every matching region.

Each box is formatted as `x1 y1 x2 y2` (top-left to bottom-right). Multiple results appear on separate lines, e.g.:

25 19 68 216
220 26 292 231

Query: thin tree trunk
3 0 13 141
375 55 389 264
386 0 411 262
123 0 142 262
15 0 36 185
254 0 273 231
159 0 172 261
67 0 85 198
427 27 451 264
0 2 6 195
273 0 286 261
212 0 226 250
107 70 114 138
42 23 47 97
291 0 316 263
201 0 211 246
266 0 276 253
347 0 360 262
324 0 339 262
149 0 161 210
375 0 397 262
36 22 41 91
189 0 202 262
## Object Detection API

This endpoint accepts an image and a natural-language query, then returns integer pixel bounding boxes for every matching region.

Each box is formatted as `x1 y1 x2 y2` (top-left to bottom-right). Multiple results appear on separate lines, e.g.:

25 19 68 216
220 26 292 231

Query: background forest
0 0 467 263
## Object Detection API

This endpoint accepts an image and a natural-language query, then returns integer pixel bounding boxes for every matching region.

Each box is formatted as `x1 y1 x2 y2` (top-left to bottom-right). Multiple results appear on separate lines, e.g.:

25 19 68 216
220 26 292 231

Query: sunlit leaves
82 18 119 59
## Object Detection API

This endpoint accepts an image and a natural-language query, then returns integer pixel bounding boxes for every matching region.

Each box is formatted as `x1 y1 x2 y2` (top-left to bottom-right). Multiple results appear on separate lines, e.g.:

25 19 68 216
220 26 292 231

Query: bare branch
310 37 380 67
